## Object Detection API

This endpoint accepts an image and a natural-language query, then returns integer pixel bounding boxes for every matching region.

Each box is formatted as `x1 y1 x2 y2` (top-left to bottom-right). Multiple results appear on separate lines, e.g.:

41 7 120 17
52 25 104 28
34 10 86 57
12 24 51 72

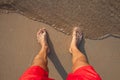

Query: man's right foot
69 27 83 53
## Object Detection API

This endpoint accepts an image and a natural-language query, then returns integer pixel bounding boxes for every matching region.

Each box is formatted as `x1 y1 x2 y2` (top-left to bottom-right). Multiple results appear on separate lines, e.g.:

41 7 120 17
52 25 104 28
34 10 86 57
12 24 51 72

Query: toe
72 27 83 42
37 28 46 36
72 27 81 36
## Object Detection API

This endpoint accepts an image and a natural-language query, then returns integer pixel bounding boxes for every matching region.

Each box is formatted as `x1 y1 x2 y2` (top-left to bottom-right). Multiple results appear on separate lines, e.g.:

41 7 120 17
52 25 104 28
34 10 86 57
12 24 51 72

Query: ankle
69 47 79 53
41 45 50 53
42 45 48 48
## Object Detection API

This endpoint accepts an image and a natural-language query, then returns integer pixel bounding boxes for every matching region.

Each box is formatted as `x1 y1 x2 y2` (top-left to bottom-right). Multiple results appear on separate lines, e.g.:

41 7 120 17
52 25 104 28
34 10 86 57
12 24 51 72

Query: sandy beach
0 13 120 80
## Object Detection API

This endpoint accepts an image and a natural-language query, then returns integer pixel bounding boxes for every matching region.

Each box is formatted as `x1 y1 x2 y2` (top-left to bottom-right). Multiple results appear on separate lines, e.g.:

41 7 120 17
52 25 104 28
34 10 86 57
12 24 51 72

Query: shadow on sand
48 35 68 80
78 37 89 63
47 34 88 80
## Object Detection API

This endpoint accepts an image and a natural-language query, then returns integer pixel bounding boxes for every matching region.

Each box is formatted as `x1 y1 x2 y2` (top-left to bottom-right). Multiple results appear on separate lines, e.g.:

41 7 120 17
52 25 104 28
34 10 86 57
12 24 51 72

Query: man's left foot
37 28 50 52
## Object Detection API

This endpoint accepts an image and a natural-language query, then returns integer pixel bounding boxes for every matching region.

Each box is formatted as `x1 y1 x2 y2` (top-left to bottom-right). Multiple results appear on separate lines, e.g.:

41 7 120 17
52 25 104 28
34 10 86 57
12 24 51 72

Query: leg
69 27 89 72
67 27 101 80
32 28 50 71
20 28 54 80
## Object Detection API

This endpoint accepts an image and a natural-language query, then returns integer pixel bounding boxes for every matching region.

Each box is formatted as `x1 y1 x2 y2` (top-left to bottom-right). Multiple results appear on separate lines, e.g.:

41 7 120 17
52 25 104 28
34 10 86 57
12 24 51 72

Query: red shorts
20 65 101 80
19 66 54 80
67 66 101 80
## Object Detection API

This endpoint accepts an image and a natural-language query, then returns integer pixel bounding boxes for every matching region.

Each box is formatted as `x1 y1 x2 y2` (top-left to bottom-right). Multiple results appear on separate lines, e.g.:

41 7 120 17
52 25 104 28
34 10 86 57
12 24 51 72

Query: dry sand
0 13 120 80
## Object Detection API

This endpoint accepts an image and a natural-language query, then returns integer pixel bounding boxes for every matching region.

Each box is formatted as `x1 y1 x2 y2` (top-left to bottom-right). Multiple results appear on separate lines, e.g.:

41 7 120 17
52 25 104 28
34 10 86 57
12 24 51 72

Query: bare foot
37 28 50 52
69 27 82 53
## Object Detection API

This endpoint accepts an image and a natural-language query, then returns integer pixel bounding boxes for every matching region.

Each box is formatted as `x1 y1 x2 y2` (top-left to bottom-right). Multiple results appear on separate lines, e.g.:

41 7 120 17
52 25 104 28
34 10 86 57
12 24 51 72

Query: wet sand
0 13 120 80
0 0 120 39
